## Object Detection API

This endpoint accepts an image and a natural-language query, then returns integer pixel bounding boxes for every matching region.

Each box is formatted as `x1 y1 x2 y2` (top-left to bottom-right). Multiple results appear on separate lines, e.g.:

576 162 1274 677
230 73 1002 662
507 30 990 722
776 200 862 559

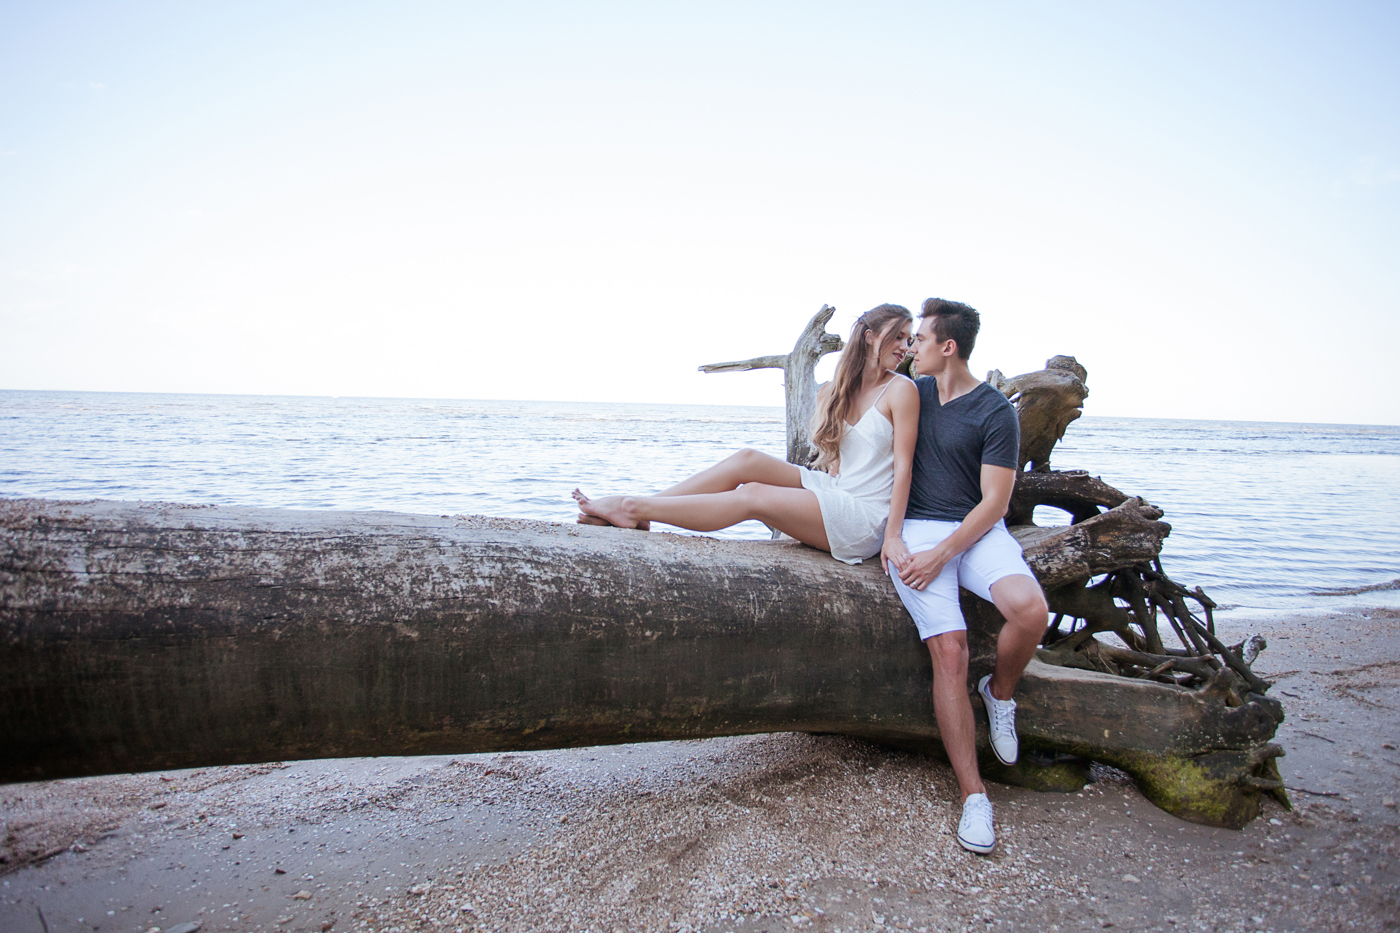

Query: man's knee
993 576 1049 631
1013 590 1050 630
926 632 969 678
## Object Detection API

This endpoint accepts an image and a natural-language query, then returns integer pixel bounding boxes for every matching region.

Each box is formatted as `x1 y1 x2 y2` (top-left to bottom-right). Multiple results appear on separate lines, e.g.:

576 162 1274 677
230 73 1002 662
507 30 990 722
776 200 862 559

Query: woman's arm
879 376 920 573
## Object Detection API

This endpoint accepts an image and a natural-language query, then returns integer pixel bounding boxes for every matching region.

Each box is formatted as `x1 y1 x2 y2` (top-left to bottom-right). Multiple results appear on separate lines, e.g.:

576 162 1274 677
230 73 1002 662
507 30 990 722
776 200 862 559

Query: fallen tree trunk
1 498 1281 828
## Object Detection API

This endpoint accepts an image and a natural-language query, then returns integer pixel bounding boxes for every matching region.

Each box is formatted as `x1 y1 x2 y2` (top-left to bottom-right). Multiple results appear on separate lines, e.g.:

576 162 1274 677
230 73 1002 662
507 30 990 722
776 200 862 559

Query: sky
2 1 1398 423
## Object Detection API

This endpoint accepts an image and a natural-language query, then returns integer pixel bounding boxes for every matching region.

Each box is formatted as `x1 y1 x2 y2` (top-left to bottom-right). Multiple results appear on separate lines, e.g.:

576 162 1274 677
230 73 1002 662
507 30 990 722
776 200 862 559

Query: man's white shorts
890 519 1034 640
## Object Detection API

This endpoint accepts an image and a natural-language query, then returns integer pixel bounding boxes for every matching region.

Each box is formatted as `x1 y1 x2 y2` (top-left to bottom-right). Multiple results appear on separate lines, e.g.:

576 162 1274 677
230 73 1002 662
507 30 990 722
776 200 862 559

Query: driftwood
0 497 1280 828
699 304 843 466
0 321 1286 829
989 356 1090 472
989 356 1287 826
704 328 1285 825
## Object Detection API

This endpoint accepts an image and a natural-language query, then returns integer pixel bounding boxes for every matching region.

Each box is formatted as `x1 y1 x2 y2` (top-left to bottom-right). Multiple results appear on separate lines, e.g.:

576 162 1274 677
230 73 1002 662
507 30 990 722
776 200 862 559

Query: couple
573 298 1050 855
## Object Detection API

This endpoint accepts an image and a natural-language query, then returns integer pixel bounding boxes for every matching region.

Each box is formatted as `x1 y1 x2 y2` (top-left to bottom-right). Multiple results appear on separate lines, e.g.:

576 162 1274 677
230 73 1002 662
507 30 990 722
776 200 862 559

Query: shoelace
988 696 1016 734
964 794 993 822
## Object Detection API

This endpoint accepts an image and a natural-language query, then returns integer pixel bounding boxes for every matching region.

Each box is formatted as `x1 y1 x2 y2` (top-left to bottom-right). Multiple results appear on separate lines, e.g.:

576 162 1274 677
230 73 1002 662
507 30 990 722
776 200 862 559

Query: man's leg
925 630 984 800
889 522 982 796
889 520 997 854
986 573 1050 701
958 522 1050 765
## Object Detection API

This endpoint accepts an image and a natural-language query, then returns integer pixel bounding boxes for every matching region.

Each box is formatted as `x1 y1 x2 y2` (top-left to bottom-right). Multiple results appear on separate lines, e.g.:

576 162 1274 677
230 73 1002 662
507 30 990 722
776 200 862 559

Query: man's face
912 316 955 376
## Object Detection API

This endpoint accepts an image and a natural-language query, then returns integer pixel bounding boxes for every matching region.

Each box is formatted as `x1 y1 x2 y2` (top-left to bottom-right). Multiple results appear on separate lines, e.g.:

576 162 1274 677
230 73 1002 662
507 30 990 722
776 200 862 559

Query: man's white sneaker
978 674 1019 765
957 792 995 854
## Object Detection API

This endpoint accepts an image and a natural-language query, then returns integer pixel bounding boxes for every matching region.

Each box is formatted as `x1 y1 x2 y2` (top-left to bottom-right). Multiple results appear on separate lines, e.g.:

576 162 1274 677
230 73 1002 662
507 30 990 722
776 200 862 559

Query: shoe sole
988 737 1017 767
978 678 1018 766
957 832 994 854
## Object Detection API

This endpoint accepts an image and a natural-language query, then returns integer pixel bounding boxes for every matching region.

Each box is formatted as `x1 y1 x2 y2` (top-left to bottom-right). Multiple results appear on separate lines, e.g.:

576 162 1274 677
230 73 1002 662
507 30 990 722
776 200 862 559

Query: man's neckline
928 376 985 407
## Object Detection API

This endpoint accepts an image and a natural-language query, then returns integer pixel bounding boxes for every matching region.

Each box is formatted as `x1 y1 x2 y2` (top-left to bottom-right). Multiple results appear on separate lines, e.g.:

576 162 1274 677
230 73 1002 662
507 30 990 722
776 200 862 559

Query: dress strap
845 375 901 428
871 375 897 405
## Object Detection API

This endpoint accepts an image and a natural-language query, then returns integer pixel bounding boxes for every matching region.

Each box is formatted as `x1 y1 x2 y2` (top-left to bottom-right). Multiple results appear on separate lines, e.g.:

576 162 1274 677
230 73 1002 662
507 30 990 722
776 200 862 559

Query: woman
574 303 920 568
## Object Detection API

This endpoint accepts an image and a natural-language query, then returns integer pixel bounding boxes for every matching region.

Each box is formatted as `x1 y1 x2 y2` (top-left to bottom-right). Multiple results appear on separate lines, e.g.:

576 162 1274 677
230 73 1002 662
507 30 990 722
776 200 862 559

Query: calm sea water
2 390 1397 612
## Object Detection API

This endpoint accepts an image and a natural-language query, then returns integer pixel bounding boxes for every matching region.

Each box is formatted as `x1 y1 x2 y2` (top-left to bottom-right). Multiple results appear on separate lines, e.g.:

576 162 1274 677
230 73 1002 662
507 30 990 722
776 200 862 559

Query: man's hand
898 545 951 591
881 535 912 574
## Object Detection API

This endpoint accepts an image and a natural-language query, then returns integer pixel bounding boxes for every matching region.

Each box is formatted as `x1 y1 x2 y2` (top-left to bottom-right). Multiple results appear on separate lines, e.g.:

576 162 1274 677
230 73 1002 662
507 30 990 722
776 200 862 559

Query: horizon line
2 386 1398 431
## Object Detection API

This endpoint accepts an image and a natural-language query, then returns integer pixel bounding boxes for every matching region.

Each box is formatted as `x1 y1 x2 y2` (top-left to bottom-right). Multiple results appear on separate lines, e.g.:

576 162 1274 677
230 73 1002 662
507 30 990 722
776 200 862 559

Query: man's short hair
920 298 980 360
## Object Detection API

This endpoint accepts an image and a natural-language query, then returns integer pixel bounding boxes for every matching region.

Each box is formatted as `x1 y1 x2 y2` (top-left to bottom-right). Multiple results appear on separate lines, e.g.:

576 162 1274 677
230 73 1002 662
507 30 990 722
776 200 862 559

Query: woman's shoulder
884 373 920 402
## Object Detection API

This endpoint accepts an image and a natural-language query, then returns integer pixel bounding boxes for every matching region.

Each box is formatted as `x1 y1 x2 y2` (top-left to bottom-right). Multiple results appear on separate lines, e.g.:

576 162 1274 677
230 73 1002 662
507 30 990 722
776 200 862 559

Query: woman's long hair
810 303 912 472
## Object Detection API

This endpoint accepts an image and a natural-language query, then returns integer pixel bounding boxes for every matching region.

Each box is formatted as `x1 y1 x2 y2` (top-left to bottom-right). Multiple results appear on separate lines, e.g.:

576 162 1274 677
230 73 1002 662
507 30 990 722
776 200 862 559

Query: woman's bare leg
654 448 804 496
576 483 830 551
574 448 803 529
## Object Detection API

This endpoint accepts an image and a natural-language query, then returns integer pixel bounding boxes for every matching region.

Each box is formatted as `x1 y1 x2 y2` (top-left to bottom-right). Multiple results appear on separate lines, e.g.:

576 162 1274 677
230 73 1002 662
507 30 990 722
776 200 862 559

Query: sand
3 607 1397 933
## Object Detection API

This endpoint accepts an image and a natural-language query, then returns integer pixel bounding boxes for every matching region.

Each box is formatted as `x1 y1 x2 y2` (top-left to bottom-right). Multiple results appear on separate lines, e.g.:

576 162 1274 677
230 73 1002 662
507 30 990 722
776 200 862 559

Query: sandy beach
3 606 1397 933
5 7 1398 933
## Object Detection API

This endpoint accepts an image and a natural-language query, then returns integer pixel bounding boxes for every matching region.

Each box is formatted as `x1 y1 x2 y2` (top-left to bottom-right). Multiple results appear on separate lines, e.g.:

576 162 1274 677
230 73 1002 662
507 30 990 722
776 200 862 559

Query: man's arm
896 463 1016 590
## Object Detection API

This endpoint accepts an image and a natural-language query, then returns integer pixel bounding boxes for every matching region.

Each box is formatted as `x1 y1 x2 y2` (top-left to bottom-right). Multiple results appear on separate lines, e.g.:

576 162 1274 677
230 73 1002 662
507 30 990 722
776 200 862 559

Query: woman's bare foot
572 488 650 530
579 512 650 530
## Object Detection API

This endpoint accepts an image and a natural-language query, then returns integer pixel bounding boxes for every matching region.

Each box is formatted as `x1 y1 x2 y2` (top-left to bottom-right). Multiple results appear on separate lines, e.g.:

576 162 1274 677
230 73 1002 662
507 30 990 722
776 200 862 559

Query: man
881 298 1049 855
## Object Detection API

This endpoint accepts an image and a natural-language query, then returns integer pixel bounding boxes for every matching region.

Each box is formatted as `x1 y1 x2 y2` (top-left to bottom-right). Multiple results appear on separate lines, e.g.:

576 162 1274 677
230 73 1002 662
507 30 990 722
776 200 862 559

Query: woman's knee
732 481 766 511
740 482 803 527
732 447 767 473
717 448 763 483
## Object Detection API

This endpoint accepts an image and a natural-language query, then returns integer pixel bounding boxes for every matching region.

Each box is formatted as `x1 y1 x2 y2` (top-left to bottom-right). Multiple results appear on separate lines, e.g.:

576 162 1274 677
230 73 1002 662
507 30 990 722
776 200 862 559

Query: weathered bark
1010 498 1171 589
989 356 1090 472
1006 469 1132 527
0 498 1282 828
700 304 843 466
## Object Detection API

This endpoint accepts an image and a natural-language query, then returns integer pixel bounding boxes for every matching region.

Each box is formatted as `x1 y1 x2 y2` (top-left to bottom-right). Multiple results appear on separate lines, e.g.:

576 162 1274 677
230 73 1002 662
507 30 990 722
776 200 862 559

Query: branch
1013 497 1170 589
698 354 789 373
697 306 842 375
1007 470 1133 526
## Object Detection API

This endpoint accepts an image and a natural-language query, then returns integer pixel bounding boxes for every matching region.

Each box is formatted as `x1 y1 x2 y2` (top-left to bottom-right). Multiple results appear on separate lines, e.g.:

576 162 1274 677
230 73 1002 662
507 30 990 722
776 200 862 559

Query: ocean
2 390 1397 613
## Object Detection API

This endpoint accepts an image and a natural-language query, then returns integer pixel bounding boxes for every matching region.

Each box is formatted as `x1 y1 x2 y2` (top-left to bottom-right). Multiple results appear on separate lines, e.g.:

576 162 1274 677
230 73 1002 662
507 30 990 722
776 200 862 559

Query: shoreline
3 605 1397 932
1214 593 1400 621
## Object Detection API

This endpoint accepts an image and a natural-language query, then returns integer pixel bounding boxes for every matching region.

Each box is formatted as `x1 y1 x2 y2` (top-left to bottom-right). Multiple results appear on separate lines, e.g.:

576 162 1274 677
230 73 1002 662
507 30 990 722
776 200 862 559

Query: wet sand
3 607 1397 933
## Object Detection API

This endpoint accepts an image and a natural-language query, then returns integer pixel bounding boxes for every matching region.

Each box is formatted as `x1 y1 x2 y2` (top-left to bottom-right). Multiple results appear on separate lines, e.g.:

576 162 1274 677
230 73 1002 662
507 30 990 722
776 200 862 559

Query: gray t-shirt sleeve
981 400 1021 470
907 380 1025 522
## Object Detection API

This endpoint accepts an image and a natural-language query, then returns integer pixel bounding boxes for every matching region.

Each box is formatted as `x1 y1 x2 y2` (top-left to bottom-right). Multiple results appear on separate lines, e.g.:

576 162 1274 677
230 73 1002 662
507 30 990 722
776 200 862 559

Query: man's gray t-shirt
906 378 1021 522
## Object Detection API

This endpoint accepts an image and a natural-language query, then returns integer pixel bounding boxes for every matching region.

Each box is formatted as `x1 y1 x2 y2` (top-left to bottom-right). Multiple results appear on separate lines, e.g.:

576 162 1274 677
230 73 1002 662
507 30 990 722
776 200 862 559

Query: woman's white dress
798 403 896 564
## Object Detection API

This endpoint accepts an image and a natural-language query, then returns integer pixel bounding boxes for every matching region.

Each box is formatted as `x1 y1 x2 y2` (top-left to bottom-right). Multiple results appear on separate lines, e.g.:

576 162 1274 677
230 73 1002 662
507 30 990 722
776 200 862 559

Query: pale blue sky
3 2 1397 423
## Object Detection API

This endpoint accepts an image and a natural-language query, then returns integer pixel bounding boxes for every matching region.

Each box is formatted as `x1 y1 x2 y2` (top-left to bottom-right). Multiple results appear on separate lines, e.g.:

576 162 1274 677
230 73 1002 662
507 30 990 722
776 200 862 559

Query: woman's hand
881 535 912 575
